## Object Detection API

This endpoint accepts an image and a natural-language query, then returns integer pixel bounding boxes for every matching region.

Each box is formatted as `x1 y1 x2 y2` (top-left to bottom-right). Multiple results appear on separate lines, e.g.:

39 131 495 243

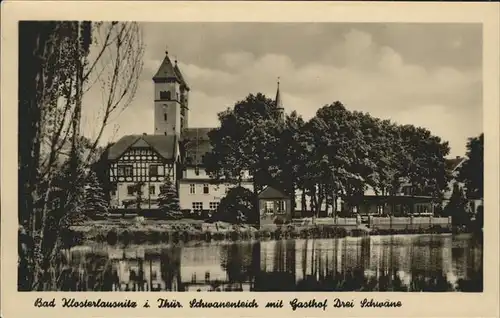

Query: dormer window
160 91 171 100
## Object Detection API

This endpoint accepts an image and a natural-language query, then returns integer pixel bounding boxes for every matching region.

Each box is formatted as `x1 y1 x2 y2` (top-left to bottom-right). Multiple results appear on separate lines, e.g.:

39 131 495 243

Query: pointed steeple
275 77 284 122
153 50 181 83
174 58 190 91
275 77 283 110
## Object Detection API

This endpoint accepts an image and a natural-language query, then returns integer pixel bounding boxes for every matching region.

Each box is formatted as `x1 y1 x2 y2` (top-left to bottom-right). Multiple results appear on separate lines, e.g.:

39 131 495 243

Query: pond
51 233 482 292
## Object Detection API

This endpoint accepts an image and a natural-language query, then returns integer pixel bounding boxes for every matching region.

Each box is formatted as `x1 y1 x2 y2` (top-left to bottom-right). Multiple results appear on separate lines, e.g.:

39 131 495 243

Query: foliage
82 169 109 218
443 183 470 226
18 21 144 290
158 179 183 220
203 93 279 190
457 133 484 199
204 94 451 218
212 187 258 224
475 205 483 230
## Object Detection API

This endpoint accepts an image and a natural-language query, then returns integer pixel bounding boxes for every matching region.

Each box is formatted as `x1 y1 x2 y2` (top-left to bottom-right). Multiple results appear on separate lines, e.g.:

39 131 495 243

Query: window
164 132 167 136
377 205 384 214
164 113 167 121
160 91 171 100
118 165 133 177
277 201 285 213
189 184 195 194
149 185 156 195
176 93 179 100
127 185 135 195
203 184 209 194
194 167 200 176
209 202 220 211
149 165 163 177
111 189 117 196
192 202 203 211
265 201 274 214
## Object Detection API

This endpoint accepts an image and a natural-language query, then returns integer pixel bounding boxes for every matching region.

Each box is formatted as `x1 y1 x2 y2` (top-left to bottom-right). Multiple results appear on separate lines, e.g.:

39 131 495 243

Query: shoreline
65 219 476 246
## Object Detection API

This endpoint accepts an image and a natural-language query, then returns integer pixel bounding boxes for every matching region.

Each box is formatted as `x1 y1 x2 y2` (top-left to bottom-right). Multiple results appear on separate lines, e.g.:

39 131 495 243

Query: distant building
258 186 292 227
179 127 253 213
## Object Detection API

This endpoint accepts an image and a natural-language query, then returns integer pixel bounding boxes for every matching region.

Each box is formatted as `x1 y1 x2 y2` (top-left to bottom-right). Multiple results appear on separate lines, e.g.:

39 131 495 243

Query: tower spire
275 77 284 123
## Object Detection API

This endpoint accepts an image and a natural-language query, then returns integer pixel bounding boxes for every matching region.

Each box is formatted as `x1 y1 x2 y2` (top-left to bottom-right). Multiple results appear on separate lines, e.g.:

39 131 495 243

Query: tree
444 183 470 226
475 205 484 231
399 125 450 199
82 170 109 219
204 93 279 190
213 187 257 224
272 111 307 213
458 133 484 199
18 21 144 290
158 179 183 220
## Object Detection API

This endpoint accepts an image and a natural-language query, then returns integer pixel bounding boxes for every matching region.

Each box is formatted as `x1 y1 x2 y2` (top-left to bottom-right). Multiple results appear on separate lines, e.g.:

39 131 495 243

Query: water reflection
54 234 482 292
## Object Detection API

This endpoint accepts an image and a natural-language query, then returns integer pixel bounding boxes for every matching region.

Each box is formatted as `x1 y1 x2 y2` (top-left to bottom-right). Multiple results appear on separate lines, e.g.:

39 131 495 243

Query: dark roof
153 52 181 83
108 134 177 160
181 128 215 166
174 63 189 90
258 186 289 200
446 156 465 172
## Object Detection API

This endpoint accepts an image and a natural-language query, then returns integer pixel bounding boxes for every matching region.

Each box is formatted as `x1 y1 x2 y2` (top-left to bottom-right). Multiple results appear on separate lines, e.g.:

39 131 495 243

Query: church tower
153 50 190 136
275 78 285 123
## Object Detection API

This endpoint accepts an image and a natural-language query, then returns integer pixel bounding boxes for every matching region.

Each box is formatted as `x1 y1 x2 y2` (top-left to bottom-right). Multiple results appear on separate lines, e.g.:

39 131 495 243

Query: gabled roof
258 186 289 200
181 128 215 166
153 51 181 83
108 134 177 161
446 156 466 173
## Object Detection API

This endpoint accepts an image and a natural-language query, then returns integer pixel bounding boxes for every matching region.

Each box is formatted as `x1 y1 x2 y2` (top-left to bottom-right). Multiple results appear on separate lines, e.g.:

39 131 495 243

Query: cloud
83 25 482 157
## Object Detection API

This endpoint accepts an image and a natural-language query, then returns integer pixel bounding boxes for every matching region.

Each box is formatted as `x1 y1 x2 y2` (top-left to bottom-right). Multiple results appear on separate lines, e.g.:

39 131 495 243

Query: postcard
1 1 499 317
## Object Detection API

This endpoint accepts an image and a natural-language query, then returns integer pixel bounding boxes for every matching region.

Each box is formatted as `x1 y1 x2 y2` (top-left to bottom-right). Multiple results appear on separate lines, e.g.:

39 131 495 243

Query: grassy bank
65 219 461 246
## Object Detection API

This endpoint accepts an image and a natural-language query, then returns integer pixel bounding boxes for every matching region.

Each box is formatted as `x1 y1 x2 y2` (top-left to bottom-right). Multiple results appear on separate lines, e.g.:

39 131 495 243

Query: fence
369 216 452 230
289 216 451 231
290 217 358 229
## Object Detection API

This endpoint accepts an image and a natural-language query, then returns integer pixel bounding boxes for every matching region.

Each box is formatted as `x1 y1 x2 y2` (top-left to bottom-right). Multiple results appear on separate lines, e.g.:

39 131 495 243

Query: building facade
108 134 180 210
108 51 254 213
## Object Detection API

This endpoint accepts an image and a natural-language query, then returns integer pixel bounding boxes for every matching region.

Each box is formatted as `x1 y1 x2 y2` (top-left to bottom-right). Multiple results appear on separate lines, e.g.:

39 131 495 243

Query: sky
82 22 482 157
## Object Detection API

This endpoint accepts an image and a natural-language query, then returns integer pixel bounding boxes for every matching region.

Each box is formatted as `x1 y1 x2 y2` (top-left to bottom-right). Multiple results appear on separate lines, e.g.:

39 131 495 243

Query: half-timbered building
108 134 180 210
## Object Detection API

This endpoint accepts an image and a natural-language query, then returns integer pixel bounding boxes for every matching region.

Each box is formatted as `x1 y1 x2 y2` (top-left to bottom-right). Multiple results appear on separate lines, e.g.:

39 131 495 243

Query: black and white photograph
16 21 485 293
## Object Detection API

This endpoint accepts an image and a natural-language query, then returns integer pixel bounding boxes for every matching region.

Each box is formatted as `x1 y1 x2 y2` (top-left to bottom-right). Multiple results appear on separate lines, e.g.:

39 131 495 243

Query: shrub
158 179 183 220
212 186 257 224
